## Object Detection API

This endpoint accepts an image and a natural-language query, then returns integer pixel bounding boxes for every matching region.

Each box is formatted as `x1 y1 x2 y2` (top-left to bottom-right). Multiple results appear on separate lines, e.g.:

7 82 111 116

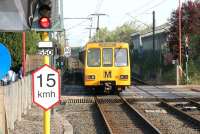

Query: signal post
31 0 60 134
39 0 52 133
32 31 60 134
43 32 51 134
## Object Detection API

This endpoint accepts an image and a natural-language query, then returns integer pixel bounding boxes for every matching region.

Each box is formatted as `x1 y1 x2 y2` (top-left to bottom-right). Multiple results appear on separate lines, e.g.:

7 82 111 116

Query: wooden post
21 79 25 114
10 84 14 130
0 87 5 134
24 78 27 115
17 81 22 121
28 75 32 109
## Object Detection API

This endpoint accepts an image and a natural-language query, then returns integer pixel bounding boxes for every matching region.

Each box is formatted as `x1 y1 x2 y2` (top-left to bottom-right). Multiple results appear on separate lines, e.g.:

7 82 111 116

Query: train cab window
103 48 113 67
87 48 100 67
115 48 128 66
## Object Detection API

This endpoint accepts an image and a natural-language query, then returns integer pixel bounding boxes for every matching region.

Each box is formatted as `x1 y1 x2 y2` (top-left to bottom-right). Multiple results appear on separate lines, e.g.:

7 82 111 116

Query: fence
26 55 45 73
0 75 31 134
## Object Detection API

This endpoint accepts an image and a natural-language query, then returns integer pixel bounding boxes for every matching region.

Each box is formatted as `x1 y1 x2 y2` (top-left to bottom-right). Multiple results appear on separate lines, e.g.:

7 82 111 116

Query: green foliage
92 21 140 45
26 31 40 54
0 31 40 71
168 1 200 84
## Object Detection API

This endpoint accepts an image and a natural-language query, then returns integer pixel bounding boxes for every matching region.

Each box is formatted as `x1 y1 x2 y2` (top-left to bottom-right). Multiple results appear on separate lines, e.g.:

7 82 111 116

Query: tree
168 1 200 59
0 31 40 71
92 21 139 45
168 1 200 83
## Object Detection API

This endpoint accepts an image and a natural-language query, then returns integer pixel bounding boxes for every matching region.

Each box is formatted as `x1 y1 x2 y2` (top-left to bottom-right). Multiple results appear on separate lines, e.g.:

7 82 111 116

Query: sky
63 0 190 47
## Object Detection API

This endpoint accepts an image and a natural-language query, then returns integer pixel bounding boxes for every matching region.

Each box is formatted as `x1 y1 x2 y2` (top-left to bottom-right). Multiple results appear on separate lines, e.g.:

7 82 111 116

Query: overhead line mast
90 13 106 41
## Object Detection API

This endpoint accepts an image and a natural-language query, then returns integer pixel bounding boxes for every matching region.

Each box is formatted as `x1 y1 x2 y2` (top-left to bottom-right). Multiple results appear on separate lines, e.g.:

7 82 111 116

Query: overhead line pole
85 18 94 40
179 0 182 68
153 11 155 53
90 13 106 41
152 11 156 80
86 27 96 40
177 0 182 85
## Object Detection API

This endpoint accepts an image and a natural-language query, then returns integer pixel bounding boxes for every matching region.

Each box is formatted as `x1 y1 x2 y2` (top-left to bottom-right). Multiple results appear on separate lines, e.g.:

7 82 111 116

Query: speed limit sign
32 64 60 110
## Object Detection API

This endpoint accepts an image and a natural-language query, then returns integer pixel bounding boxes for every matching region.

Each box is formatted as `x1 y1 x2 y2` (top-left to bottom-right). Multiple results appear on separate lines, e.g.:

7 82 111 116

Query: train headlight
120 75 128 80
86 75 95 80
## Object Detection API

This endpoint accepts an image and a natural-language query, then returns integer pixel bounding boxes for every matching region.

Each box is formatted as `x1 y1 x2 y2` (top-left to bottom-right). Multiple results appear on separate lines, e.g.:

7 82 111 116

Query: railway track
136 86 200 124
132 79 200 132
61 95 200 133
131 101 200 133
94 95 161 134
61 80 200 134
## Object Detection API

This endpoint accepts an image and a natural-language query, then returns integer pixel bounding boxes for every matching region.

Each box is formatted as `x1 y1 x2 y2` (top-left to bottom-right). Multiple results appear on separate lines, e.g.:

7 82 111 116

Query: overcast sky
63 0 190 47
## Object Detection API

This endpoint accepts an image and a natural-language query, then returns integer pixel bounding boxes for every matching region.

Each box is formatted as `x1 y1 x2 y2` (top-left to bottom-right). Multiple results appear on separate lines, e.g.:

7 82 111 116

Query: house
130 23 175 84
131 23 170 51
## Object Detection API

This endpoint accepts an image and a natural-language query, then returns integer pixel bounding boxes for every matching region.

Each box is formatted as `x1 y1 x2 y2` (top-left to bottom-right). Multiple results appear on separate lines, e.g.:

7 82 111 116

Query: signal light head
39 5 51 17
39 17 51 28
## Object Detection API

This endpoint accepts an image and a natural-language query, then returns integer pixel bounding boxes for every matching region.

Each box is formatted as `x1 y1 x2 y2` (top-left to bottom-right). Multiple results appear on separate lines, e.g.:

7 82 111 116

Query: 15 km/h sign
32 64 60 111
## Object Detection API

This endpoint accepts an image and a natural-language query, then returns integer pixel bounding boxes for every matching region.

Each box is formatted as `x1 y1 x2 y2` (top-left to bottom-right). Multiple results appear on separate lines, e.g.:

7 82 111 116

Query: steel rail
94 96 113 134
120 96 162 134
153 86 200 109
186 99 200 108
134 82 200 129
160 101 200 127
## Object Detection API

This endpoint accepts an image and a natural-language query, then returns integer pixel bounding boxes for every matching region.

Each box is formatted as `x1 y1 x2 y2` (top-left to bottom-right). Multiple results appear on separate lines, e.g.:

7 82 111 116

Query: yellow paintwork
43 32 50 134
83 42 131 86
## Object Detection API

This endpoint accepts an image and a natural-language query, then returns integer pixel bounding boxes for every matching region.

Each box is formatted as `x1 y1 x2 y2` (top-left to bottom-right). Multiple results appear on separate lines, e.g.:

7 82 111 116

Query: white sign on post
32 64 60 110
64 46 71 57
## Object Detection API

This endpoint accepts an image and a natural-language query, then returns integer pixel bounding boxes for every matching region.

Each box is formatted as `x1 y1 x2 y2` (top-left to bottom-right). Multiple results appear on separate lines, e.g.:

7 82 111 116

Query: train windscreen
87 48 101 67
115 48 128 66
103 48 113 67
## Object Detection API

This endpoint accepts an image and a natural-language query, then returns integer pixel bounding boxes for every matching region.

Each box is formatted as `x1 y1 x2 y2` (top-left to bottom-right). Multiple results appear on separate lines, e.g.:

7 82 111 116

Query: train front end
84 42 130 93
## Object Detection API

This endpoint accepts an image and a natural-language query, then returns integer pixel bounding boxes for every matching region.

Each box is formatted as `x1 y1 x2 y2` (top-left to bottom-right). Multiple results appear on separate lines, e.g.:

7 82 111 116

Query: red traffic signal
39 17 51 28
38 0 52 29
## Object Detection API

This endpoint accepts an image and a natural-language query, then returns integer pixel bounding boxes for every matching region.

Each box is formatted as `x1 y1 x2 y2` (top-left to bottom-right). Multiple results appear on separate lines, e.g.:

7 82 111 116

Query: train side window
103 48 113 67
87 48 101 67
115 48 128 66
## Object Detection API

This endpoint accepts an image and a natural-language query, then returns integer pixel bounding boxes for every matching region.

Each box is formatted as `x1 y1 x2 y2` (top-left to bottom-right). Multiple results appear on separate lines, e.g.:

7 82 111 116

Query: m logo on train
104 71 112 78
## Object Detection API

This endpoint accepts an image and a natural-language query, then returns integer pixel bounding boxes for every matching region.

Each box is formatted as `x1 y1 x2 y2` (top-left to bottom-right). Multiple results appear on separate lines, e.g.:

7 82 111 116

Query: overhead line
64 17 91 20
119 0 167 27
126 0 154 15
65 19 89 31
136 0 167 16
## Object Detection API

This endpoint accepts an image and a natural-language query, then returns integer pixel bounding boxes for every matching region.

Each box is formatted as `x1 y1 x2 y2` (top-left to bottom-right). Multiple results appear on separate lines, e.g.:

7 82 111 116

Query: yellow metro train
79 42 131 93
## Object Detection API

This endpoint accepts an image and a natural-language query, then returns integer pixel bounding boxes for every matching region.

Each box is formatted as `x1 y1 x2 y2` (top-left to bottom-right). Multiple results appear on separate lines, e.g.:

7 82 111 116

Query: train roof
79 42 129 52
85 42 129 47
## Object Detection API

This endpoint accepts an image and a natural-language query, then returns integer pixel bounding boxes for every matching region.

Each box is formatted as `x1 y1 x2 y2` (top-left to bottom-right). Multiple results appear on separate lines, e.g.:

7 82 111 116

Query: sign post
32 64 60 132
32 31 60 134
64 46 71 57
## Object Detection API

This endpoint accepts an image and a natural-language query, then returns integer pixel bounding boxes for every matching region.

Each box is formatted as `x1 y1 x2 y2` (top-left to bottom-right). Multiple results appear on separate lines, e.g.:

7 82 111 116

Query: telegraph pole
185 34 189 84
177 0 182 85
153 11 155 53
179 0 182 68
90 13 106 41
85 18 96 40
152 11 156 79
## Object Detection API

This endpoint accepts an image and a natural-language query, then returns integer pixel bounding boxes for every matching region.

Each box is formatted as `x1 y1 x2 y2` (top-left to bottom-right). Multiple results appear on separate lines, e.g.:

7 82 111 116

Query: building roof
131 23 171 38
